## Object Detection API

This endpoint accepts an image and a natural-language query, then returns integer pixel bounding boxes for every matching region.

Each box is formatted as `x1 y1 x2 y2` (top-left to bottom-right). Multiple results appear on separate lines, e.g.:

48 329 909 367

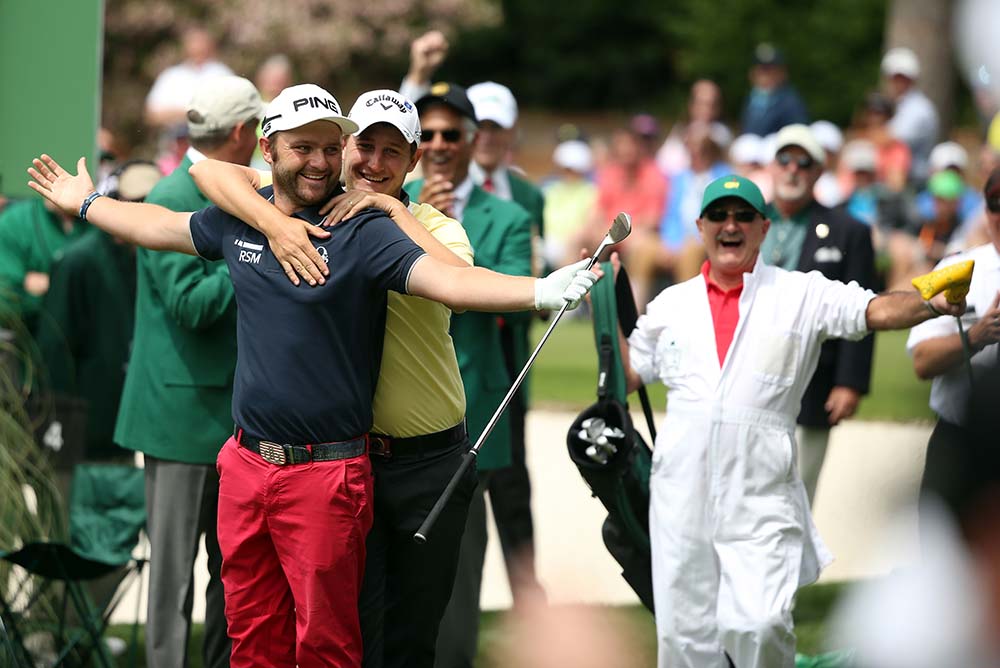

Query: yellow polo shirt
253 172 469 436
372 202 471 436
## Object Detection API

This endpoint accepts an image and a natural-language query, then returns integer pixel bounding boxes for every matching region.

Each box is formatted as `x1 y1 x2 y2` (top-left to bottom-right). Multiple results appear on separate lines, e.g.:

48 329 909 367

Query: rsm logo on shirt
234 238 263 264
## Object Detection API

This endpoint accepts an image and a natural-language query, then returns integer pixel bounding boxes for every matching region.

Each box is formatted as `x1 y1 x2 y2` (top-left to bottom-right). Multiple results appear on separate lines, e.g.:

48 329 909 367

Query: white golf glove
534 259 600 311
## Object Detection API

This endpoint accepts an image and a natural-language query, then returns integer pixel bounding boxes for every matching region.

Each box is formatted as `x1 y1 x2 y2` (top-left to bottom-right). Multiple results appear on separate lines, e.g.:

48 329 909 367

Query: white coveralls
628 258 875 668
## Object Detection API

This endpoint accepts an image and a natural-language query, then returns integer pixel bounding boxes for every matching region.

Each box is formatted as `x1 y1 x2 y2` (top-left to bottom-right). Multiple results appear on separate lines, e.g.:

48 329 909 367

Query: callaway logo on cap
261 84 359 138
349 90 421 145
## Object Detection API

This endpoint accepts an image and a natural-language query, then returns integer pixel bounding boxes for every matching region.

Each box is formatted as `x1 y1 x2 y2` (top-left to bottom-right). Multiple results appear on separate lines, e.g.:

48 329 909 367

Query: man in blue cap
617 174 965 668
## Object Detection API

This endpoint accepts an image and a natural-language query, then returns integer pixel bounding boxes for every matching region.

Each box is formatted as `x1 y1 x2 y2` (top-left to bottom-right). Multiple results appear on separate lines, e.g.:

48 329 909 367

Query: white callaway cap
261 84 358 139
349 89 422 146
467 81 518 129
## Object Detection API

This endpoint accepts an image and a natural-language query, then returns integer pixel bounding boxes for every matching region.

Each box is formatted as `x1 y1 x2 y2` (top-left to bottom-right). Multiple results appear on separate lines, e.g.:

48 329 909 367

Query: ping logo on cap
724 180 741 189
430 82 450 96
293 96 341 114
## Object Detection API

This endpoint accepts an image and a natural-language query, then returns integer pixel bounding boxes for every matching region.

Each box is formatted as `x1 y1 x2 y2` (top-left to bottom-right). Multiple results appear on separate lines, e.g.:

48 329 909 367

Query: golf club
414 212 632 544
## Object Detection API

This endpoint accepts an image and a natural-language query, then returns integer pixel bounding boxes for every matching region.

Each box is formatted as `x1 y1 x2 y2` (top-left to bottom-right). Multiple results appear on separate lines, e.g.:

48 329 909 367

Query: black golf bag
566 265 656 612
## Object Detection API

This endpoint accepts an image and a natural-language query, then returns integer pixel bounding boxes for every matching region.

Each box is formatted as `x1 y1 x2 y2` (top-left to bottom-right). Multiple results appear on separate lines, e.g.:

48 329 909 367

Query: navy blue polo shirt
189 186 426 444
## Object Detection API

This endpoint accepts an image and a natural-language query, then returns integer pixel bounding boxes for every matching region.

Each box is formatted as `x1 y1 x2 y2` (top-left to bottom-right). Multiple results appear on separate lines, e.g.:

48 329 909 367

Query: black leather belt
234 427 367 466
369 421 467 459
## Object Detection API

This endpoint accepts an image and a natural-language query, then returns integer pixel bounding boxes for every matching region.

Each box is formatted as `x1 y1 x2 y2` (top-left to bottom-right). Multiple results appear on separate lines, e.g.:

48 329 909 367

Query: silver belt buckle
258 440 288 465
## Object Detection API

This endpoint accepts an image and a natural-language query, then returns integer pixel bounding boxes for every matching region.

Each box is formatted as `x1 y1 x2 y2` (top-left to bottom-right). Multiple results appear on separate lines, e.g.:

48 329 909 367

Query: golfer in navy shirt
27 83 599 668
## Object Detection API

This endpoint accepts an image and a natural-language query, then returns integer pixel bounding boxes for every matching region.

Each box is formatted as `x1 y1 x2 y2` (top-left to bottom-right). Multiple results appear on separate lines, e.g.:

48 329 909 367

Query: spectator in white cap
763 123 878 505
466 78 548 609
916 141 984 238
543 140 598 269
881 46 940 183
729 133 773 202
810 120 847 207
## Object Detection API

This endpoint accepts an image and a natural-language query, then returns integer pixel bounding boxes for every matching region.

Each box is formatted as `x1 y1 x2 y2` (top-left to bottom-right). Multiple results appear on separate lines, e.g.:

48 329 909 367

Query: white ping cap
261 84 358 139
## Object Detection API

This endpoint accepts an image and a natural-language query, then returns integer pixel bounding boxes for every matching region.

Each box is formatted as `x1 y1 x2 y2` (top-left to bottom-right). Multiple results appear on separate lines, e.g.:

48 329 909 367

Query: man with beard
761 124 877 504
27 84 598 668
187 88 517 668
617 174 965 668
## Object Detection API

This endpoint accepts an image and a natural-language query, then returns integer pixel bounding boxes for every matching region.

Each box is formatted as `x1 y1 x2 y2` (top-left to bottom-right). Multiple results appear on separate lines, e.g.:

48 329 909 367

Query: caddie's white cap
881 47 921 79
261 84 358 139
810 120 844 155
553 140 593 173
773 123 826 165
349 90 422 146
929 141 969 172
467 82 518 129
187 76 264 139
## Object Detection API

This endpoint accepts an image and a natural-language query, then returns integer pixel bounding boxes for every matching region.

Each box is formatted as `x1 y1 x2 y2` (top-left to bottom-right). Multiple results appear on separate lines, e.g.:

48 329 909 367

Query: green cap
928 169 964 201
700 174 767 216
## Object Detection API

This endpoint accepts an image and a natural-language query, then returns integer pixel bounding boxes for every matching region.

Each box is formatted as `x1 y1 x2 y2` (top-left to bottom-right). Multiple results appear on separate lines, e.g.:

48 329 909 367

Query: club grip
413 451 477 544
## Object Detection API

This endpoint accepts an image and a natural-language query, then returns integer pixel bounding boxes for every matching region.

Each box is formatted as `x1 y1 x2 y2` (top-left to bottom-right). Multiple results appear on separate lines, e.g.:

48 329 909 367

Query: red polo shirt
701 261 743 367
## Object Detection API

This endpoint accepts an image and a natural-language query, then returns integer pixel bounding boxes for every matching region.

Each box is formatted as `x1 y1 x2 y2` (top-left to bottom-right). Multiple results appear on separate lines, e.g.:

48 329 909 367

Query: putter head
608 212 632 244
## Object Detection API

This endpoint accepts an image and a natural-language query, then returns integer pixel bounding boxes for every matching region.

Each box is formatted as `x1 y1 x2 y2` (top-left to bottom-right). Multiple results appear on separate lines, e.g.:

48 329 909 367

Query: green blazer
113 157 238 464
509 171 545 238
405 181 533 469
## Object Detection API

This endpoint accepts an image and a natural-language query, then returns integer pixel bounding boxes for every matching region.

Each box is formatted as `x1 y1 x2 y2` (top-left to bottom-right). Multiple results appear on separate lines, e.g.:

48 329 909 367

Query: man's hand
825 386 861 425
418 174 456 217
535 259 602 311
408 30 449 83
263 216 331 287
23 271 50 297
968 291 1000 351
928 290 966 317
27 155 95 217
320 190 407 227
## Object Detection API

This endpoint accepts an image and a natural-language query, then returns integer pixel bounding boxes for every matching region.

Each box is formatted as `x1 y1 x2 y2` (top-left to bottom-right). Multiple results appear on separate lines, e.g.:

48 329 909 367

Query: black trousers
487 323 539 597
360 434 477 668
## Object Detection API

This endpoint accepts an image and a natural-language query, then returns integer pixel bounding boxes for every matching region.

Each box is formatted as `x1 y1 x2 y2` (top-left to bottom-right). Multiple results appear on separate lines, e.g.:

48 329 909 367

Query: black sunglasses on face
704 208 759 223
776 151 815 170
422 128 463 143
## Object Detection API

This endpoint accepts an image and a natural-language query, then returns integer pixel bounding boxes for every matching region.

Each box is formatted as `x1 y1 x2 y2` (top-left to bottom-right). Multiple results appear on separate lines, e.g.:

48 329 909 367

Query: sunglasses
422 128 463 143
776 151 815 170
703 208 759 223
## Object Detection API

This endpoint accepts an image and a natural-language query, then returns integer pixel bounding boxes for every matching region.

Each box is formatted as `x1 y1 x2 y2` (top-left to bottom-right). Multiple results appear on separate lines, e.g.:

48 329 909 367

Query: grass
104 582 846 667
530 318 935 422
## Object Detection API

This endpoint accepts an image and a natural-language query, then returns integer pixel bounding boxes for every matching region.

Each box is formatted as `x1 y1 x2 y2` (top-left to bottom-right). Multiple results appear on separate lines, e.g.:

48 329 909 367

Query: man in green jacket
113 76 263 668
404 82 533 668
466 81 547 602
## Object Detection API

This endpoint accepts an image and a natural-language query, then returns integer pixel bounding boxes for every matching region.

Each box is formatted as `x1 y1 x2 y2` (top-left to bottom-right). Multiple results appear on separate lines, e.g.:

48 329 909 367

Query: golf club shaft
414 241 611 543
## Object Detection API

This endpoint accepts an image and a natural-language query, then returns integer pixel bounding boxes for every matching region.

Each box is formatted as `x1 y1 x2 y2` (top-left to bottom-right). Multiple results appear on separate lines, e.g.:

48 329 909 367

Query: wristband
79 191 103 221
923 299 944 317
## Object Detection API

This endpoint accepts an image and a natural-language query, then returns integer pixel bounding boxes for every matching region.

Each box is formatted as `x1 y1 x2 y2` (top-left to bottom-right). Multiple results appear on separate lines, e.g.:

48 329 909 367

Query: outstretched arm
407 257 600 313
189 159 331 286
865 289 964 331
28 155 195 254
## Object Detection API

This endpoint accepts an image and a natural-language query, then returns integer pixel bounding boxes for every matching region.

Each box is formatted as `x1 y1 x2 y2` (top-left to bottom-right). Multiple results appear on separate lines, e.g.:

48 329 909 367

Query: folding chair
1 464 146 667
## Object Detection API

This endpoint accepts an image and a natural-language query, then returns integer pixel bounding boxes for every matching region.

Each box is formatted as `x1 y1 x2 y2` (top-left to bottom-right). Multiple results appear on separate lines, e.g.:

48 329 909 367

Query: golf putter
414 212 633 544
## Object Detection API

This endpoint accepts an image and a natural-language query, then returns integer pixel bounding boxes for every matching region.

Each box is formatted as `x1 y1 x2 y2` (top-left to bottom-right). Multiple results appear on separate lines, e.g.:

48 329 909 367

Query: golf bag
566 265 655 612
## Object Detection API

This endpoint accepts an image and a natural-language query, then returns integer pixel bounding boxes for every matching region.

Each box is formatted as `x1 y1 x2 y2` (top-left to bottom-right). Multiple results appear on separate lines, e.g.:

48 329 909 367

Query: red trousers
216 437 374 668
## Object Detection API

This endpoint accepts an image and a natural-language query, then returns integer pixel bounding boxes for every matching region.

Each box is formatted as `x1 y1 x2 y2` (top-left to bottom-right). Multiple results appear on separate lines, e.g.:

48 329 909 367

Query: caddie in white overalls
619 175 968 668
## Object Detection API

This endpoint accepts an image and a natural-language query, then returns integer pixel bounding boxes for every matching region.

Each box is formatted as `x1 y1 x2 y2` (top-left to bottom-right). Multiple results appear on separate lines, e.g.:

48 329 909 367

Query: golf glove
534 259 600 311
